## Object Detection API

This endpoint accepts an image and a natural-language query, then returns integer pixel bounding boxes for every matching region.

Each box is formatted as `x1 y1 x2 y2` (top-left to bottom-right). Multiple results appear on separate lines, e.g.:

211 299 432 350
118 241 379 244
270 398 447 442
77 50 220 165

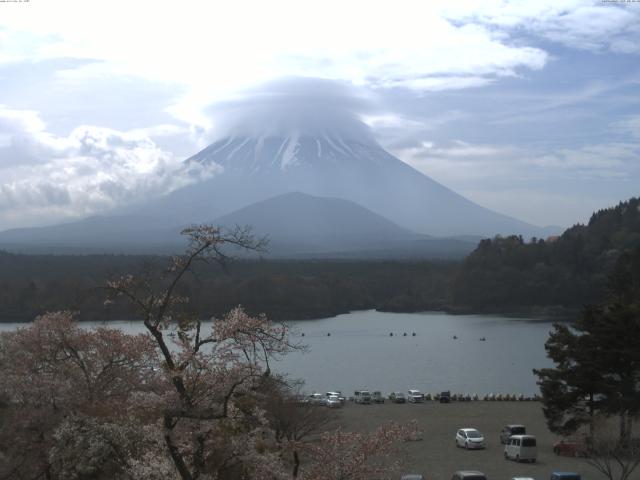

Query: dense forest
0 254 454 322
1 197 638 322
452 197 640 312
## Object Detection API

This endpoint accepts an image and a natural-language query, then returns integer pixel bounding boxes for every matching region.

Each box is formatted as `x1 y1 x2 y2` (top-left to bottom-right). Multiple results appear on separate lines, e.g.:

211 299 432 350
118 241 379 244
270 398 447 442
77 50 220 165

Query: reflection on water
0 310 556 395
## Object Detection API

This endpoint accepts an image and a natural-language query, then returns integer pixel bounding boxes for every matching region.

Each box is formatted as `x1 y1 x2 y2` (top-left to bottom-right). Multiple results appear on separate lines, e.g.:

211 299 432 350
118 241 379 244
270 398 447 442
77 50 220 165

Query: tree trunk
292 450 300 478
619 410 628 445
164 414 194 480
589 393 595 436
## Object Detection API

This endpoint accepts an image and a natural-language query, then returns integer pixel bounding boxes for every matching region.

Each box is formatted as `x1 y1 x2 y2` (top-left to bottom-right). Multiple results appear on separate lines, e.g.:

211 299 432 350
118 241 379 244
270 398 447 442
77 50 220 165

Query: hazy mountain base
0 193 479 259
1 197 637 323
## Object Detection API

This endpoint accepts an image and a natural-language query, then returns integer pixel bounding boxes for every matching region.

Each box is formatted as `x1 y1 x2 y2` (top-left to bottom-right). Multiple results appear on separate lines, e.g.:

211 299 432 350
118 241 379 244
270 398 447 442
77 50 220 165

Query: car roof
506 424 525 428
509 434 535 439
460 428 480 432
454 470 486 476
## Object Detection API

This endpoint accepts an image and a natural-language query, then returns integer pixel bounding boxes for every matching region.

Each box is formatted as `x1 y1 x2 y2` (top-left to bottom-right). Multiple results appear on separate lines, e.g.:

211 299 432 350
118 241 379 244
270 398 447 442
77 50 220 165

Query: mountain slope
213 191 419 250
128 132 548 238
0 215 183 254
0 192 476 258
212 192 475 257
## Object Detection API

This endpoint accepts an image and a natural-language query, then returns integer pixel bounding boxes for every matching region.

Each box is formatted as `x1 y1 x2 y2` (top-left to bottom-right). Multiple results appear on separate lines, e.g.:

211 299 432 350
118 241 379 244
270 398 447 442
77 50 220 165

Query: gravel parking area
334 401 613 480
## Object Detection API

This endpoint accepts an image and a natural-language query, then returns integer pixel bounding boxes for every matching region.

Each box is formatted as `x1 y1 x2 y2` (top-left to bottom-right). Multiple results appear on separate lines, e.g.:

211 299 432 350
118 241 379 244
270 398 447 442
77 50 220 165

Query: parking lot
335 400 616 480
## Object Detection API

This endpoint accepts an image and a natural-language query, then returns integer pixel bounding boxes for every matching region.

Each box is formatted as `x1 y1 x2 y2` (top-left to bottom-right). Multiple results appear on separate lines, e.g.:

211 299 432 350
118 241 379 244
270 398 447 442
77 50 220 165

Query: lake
0 310 558 396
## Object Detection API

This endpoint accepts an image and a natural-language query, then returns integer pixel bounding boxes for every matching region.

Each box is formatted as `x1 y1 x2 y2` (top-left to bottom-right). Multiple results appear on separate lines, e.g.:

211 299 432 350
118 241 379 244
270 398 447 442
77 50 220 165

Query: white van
504 435 537 462
354 390 371 404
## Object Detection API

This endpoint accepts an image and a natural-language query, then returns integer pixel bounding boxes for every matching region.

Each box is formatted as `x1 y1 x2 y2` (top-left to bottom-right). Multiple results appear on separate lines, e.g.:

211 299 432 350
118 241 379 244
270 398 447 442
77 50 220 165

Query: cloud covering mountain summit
206 78 376 142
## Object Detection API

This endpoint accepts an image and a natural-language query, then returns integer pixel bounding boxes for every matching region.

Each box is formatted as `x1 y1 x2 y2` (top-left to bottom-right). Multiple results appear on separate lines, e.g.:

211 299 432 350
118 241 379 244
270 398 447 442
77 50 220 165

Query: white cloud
530 5 640 54
391 136 640 202
389 76 496 91
445 0 640 54
0 105 46 138
0 108 220 230
0 0 554 129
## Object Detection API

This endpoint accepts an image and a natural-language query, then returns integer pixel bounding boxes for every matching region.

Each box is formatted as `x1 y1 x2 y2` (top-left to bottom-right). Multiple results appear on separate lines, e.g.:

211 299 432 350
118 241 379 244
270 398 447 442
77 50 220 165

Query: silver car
455 428 485 449
451 471 487 480
407 389 424 403
389 392 406 403
325 395 342 408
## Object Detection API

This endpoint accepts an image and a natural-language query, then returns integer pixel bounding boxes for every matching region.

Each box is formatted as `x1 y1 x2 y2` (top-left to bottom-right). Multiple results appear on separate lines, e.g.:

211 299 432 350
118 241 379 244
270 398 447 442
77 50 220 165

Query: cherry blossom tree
0 311 158 479
104 225 298 479
261 379 337 478
296 421 421 480
0 225 419 480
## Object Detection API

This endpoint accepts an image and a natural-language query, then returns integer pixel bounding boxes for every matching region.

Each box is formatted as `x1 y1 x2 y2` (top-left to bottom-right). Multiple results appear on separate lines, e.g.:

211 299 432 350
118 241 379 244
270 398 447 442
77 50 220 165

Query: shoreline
0 305 579 324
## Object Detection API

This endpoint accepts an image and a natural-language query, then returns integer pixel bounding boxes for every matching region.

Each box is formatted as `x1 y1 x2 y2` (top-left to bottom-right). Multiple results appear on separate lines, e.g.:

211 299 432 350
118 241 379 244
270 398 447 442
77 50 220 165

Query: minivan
504 435 537 462
354 390 371 404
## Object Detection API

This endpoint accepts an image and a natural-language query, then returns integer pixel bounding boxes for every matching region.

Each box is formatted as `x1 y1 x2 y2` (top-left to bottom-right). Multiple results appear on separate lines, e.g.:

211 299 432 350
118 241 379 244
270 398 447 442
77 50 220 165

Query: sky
0 0 639 230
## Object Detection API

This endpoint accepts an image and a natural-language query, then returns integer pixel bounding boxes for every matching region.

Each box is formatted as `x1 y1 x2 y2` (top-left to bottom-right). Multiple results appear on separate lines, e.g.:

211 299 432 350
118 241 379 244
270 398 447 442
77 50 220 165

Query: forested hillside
0 254 454 322
451 197 640 312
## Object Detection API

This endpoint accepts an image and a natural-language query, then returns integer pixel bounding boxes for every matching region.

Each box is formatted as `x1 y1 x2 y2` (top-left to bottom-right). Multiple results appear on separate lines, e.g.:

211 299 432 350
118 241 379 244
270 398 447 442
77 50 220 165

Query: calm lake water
0 310 557 396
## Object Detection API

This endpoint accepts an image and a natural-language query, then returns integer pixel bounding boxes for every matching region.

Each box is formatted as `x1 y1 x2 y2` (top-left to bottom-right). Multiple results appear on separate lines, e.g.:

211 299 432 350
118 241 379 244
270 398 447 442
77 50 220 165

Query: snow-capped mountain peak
186 130 388 175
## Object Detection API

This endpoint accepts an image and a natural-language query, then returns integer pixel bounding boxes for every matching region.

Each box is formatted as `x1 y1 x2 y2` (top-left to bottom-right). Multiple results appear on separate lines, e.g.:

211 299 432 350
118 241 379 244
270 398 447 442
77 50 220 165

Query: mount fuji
0 105 555 255
128 125 545 238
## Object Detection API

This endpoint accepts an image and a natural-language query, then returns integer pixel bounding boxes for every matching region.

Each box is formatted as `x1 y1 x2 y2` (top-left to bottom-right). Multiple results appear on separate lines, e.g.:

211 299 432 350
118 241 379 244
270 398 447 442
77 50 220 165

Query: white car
455 428 486 449
407 389 424 403
325 395 342 408
325 391 346 405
